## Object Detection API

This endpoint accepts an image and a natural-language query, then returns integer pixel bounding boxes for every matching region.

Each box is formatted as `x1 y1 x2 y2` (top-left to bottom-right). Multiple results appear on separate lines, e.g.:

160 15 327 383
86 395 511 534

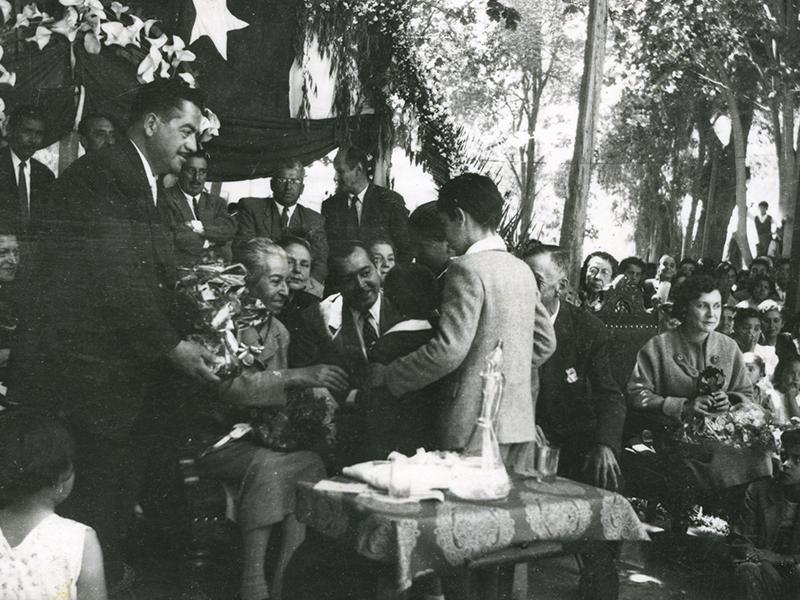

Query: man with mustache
8 79 220 590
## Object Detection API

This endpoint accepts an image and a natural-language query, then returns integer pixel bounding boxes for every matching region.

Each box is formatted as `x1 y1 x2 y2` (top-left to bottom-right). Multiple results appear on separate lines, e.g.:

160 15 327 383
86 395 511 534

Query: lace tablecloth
296 475 649 591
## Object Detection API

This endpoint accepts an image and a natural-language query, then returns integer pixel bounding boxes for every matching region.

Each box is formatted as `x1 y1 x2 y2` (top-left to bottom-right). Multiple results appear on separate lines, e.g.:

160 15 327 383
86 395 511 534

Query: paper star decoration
189 0 249 60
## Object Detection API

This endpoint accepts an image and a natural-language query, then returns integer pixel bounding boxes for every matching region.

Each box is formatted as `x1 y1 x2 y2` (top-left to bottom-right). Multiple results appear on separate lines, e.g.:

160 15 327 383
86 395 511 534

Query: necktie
280 205 290 230
362 311 378 351
349 195 359 233
192 196 200 218
18 162 28 222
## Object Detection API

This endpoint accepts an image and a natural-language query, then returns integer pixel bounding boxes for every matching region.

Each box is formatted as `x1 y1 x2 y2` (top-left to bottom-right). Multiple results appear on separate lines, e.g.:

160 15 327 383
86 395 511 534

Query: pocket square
565 368 578 383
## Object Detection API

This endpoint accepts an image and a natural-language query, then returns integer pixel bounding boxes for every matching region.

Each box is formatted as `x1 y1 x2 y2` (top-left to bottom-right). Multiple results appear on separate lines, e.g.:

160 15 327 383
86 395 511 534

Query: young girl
0 411 107 600
743 352 770 408
766 357 800 425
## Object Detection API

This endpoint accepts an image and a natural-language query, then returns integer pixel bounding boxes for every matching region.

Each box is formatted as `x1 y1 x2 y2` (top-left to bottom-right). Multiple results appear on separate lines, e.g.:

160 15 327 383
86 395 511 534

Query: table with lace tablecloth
296 475 649 594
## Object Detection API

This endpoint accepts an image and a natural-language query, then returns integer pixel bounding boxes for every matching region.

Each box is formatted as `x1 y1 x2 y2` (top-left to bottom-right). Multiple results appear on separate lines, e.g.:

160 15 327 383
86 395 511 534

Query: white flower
199 108 220 143
26 24 52 49
110 1 128 19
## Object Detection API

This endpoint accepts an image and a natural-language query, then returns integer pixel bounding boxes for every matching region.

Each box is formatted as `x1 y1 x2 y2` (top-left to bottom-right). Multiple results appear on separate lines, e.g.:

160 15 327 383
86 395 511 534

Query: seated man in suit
159 150 236 268
236 158 328 284
523 243 625 600
322 145 412 264
369 174 556 465
521 243 626 490
731 428 800 600
290 241 400 467
78 112 118 153
0 105 55 232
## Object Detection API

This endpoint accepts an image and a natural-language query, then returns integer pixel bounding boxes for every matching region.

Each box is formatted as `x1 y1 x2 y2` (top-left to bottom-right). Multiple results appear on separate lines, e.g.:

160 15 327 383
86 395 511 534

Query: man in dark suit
290 241 400 466
521 244 625 490
522 243 625 600
159 150 235 268
235 158 328 283
9 80 220 587
322 145 412 264
0 105 55 232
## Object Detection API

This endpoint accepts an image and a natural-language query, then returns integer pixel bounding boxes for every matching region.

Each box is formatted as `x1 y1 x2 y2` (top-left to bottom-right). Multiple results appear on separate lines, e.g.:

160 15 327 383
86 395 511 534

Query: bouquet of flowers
679 366 776 452
175 263 269 378
250 388 338 453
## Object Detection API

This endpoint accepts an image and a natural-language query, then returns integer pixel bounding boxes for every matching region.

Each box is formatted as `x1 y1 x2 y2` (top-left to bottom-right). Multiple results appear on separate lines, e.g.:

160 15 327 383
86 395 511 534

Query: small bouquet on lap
679 366 776 453
176 262 336 455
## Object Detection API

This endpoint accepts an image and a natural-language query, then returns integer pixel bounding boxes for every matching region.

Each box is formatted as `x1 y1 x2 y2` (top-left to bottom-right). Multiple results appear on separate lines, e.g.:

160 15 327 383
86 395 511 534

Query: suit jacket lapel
360 183 375 227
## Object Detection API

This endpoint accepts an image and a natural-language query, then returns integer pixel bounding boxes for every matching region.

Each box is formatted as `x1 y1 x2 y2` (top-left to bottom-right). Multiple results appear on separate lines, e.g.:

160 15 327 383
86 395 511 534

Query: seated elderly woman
196 238 349 600
627 274 772 520
579 250 618 312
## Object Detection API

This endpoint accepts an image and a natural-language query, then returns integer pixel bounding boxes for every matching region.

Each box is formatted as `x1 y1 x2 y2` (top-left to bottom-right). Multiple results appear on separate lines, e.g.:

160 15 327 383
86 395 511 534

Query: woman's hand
287 364 349 393
691 391 730 416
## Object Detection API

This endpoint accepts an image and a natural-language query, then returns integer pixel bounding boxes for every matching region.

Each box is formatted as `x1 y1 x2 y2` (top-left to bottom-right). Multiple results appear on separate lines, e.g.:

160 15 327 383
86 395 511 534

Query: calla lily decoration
199 108 221 143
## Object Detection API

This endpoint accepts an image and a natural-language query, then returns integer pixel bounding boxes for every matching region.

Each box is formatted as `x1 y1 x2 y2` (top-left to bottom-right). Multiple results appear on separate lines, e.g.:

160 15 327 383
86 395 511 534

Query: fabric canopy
0 0 375 179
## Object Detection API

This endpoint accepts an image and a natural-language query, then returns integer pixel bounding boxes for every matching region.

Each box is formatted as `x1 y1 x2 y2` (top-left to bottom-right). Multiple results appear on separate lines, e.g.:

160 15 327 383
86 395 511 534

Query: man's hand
584 444 621 491
167 340 221 384
287 364 349 393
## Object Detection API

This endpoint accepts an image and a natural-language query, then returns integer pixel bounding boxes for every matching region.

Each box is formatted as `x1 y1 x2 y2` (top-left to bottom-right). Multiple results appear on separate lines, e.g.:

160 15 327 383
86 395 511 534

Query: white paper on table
313 480 372 494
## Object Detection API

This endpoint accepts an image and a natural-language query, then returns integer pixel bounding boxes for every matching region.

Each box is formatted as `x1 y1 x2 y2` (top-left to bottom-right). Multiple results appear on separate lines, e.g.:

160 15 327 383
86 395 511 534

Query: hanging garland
297 0 470 182
0 0 219 139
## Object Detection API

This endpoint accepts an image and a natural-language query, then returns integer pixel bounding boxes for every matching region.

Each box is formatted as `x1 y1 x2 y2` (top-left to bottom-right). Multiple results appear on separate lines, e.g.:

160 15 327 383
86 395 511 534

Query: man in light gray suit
369 173 556 463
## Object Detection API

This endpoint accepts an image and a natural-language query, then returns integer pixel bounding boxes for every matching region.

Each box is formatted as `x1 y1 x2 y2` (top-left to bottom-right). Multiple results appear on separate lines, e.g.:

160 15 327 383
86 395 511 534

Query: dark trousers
57 428 148 584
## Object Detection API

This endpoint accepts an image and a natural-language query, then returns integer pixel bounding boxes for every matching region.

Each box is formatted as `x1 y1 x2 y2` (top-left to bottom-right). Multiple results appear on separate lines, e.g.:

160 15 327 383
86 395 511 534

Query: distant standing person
755 201 773 258
0 105 55 232
322 145 412 264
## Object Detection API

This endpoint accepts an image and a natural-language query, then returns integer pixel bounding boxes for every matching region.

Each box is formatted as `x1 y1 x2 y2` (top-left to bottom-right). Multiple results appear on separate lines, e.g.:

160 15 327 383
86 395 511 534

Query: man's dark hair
437 173 504 230
781 427 800 451
328 241 370 281
519 243 571 277
183 149 210 164
409 201 445 242
384 264 439 320
758 201 769 209
0 410 75 508
749 256 771 271
275 158 305 174
0 219 19 238
748 274 775 294
337 145 369 173
77 112 118 138
7 105 46 132
671 274 718 322
127 79 205 128
619 256 646 273
733 307 761 329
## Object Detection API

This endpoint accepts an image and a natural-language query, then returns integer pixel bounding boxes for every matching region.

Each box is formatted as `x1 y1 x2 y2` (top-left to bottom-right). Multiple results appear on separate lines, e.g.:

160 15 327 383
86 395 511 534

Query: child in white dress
0 411 106 600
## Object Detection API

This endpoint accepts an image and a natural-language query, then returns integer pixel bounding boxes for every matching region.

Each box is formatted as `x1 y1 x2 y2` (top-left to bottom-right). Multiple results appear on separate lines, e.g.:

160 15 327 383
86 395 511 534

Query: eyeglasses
274 177 302 186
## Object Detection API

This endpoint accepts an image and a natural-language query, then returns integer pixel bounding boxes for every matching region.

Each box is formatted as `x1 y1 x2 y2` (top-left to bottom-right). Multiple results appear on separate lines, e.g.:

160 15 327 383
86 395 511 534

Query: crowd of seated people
2 80 800 600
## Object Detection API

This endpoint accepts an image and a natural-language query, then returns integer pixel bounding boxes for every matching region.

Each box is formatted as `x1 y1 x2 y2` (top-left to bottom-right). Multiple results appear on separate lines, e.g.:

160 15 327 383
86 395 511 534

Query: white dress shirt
350 293 382 357
129 139 158 205
350 184 368 224
464 234 506 255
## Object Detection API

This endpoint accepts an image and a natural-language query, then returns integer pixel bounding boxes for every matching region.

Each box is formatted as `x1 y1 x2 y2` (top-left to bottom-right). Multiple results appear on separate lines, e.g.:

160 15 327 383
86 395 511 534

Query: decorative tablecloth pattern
296 475 649 591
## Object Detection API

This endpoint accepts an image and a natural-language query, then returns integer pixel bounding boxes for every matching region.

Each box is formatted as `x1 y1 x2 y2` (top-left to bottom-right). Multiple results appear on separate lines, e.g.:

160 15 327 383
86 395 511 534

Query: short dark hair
128 79 205 128
579 250 618 290
0 410 75 508
7 105 46 132
619 256 646 273
749 256 771 271
384 264 439 320
275 158 305 174
776 257 791 269
749 274 775 295
734 307 761 329
715 261 736 277
409 201 445 242
184 149 210 164
775 357 800 393
781 427 800 451
671 274 719 322
0 219 19 238
519 243 571 278
328 241 369 281
367 238 395 253
77 112 117 138
337 145 369 172
758 201 769 208
437 173 504 230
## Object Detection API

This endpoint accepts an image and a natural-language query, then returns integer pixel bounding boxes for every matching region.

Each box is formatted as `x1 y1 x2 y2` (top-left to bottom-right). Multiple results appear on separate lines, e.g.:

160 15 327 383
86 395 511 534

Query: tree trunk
559 0 607 284
372 109 393 187
518 134 537 239
727 93 752 266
